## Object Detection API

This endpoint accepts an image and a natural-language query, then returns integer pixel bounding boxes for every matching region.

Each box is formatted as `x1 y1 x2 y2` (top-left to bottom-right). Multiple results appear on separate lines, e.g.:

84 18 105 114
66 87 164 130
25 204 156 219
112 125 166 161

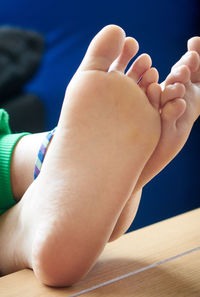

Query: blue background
0 0 199 230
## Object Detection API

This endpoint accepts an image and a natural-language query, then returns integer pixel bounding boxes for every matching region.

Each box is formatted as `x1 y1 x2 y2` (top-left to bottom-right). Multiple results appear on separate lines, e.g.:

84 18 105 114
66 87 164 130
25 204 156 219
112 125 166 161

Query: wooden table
0 208 199 296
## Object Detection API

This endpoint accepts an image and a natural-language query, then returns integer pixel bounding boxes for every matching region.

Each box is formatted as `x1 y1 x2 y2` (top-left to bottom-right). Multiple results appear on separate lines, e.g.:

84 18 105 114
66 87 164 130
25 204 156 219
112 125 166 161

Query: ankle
10 133 46 201
0 202 30 275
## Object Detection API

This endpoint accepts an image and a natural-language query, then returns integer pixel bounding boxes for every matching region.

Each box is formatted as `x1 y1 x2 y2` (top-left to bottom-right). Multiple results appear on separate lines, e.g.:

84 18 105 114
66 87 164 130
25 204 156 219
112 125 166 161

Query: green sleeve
0 109 30 215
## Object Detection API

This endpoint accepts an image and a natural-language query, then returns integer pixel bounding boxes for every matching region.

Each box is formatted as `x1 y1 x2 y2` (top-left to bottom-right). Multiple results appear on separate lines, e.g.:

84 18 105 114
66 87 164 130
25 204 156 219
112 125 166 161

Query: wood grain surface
0 208 199 297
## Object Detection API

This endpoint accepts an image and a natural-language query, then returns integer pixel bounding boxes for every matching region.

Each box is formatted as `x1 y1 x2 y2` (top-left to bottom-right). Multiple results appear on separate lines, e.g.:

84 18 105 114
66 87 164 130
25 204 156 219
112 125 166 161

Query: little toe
161 98 186 125
165 65 191 86
139 67 159 93
109 37 139 72
161 83 185 107
126 54 152 83
147 83 162 110
78 25 126 72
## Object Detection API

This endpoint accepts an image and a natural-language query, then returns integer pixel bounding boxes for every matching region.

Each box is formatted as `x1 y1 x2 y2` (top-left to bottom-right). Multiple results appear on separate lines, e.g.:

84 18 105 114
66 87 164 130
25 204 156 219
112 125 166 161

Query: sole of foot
16 25 161 286
136 37 200 190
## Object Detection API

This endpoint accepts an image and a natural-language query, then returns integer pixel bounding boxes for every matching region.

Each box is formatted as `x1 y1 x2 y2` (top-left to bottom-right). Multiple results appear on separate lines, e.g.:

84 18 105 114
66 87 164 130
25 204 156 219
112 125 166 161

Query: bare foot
111 37 200 240
136 37 200 189
0 25 160 286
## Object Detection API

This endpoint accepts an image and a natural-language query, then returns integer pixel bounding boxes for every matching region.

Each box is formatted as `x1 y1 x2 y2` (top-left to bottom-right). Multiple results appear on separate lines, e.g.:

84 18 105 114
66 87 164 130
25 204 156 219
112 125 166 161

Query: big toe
78 25 126 72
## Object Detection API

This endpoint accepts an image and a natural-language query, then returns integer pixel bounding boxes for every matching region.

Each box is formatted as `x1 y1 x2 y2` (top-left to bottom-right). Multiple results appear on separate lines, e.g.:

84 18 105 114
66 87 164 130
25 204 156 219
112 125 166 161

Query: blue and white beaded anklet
34 127 56 179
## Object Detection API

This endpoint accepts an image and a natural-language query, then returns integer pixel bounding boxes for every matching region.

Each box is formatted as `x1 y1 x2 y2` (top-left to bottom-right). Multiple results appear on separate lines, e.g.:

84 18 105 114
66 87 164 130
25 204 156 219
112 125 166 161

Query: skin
1 27 200 286
0 25 161 286
110 37 200 240
11 35 200 243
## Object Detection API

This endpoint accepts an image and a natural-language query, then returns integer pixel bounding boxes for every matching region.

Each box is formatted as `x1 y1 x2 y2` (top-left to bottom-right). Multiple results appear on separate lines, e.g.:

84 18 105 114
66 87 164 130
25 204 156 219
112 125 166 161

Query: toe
139 67 159 92
161 98 186 124
78 25 126 72
187 37 200 83
165 65 191 86
161 83 185 107
171 51 199 73
126 54 152 82
188 36 200 55
109 37 139 72
147 83 161 110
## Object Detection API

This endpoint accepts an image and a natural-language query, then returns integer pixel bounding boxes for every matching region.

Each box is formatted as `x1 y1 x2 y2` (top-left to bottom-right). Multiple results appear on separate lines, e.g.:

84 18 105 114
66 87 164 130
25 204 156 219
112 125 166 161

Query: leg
10 133 46 201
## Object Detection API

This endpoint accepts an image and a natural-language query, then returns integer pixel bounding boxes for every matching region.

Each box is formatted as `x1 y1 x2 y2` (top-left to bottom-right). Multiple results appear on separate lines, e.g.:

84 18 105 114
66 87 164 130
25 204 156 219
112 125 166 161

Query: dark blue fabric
0 0 199 229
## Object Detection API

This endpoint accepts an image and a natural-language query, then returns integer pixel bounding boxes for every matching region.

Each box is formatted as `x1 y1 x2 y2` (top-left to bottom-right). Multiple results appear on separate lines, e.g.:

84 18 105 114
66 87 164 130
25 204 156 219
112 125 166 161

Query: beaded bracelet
33 127 56 179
